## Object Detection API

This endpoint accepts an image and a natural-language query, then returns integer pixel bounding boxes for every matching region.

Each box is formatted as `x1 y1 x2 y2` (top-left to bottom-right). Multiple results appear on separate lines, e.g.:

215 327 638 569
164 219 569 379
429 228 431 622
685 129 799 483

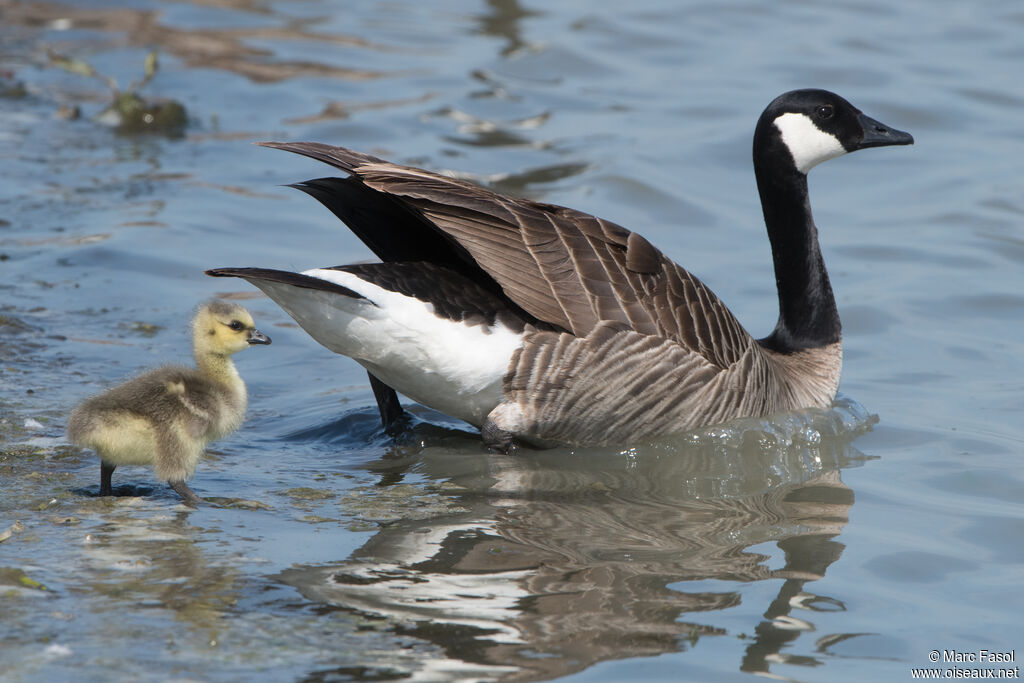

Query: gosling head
192 300 271 356
755 89 914 175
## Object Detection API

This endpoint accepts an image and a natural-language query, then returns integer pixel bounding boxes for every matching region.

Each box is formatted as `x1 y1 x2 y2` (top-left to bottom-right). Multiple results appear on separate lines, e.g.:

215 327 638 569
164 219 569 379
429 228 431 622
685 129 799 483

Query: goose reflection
476 0 539 57
280 406 872 681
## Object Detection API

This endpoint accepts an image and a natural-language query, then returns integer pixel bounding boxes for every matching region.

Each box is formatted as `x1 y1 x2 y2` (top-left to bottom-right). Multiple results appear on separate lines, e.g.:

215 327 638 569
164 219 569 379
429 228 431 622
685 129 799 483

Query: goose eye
228 320 245 331
817 105 834 120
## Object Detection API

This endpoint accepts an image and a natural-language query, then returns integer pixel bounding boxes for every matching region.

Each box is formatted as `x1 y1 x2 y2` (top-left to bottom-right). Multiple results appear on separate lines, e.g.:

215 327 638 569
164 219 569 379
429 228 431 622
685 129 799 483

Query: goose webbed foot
381 411 415 439
481 418 517 455
99 462 115 496
168 480 204 508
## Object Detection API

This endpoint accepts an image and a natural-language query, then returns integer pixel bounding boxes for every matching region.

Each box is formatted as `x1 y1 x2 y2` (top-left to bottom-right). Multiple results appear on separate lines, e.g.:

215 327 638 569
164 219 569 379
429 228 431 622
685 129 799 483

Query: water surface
2 0 1023 681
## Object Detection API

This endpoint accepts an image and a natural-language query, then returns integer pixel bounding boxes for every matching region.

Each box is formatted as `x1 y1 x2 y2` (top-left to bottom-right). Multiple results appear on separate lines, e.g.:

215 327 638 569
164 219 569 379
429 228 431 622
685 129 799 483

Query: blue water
1 0 1022 681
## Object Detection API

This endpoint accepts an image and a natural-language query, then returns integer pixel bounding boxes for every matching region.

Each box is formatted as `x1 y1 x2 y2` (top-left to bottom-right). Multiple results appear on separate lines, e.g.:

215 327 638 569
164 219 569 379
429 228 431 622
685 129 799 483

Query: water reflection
475 0 540 57
77 505 242 636
279 409 871 681
2 0 395 83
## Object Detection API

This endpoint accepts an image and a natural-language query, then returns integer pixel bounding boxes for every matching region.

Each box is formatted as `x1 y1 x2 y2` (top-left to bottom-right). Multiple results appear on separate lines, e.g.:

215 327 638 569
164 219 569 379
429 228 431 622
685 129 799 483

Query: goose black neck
754 149 841 354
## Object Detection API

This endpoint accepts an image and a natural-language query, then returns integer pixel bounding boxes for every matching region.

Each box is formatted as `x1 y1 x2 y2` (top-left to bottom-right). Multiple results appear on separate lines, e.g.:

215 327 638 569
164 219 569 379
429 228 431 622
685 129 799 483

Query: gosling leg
168 480 203 508
100 461 116 496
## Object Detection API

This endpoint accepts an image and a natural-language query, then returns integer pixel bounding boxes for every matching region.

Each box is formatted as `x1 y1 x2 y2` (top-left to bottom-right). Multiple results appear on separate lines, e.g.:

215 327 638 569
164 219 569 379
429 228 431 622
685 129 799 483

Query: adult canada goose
208 89 912 452
68 301 271 506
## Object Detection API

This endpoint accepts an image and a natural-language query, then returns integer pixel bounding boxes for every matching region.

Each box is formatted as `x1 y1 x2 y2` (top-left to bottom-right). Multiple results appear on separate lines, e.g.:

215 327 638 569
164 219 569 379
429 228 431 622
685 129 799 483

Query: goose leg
368 372 406 434
100 461 115 496
168 480 203 508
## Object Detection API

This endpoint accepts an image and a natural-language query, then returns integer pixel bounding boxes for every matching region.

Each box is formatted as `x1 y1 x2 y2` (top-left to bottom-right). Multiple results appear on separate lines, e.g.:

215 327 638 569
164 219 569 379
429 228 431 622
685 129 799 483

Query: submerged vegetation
47 49 187 134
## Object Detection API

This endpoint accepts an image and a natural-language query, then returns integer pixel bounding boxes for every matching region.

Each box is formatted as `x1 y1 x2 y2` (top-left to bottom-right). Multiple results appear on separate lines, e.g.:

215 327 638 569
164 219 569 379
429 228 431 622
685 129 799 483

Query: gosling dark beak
248 329 271 345
856 112 914 149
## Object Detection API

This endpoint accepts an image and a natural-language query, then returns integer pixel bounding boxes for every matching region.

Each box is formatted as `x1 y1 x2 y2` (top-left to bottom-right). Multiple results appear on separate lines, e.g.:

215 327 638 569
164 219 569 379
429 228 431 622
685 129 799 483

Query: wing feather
259 141 757 370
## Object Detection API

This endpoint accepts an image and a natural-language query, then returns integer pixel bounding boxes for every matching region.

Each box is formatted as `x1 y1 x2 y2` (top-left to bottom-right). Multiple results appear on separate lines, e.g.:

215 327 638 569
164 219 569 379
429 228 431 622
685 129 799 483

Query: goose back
261 142 758 372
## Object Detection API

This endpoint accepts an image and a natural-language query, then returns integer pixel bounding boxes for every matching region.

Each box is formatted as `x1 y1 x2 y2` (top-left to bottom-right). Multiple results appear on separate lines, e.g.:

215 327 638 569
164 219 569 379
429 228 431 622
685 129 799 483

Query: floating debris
278 487 336 501
300 514 340 524
43 644 73 659
205 497 272 510
0 521 26 543
118 320 163 337
48 516 81 526
0 566 50 592
340 483 469 524
0 69 26 98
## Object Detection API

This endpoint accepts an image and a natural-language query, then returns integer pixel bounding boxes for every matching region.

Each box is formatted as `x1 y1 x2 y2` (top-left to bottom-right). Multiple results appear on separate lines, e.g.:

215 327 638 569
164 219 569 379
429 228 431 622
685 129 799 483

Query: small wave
655 394 877 452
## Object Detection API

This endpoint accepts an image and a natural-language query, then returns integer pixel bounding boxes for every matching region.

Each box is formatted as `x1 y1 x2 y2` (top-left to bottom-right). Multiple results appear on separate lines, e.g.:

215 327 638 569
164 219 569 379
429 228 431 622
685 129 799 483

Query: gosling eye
228 320 245 332
816 104 834 120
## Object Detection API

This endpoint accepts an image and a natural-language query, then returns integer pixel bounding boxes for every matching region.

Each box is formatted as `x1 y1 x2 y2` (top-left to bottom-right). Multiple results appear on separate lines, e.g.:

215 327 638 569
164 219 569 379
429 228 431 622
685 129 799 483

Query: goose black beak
856 112 914 149
248 329 272 345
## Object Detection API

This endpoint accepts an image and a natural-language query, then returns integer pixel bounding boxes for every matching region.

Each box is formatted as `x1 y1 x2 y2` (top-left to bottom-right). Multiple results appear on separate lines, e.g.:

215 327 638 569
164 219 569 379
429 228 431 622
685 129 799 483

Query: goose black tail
205 267 366 299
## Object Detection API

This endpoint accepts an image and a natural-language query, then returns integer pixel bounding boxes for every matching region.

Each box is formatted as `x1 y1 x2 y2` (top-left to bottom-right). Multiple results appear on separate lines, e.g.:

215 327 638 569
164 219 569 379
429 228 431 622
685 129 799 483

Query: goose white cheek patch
774 112 846 173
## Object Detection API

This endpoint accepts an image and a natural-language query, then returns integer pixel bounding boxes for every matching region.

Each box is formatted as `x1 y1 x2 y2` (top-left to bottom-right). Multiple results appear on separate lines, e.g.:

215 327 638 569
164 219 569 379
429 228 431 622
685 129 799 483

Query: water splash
666 394 877 453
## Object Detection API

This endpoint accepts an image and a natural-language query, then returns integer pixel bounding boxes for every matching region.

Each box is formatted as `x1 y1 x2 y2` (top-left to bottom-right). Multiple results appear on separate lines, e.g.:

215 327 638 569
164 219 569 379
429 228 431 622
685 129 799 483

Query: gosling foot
168 480 204 508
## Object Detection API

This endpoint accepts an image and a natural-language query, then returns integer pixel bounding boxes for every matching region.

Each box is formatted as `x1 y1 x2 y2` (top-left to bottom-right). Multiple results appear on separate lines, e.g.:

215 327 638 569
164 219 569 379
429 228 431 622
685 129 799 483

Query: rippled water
2 0 1023 681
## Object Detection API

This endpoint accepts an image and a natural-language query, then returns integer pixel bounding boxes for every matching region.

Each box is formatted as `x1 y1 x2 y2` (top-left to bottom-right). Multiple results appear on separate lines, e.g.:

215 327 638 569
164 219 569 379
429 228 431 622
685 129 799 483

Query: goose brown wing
259 141 755 370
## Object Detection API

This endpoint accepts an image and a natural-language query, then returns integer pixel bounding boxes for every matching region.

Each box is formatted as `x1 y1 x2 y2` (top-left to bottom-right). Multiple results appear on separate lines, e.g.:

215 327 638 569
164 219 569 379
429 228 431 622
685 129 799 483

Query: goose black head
755 89 914 175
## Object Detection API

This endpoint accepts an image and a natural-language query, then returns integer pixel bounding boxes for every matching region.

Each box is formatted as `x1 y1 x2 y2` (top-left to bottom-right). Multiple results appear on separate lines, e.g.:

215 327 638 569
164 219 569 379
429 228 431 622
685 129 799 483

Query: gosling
68 301 271 506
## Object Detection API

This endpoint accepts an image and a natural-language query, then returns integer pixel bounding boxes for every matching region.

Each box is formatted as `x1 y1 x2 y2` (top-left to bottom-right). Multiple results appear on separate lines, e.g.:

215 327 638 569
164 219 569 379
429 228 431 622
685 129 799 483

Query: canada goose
208 89 912 452
67 301 271 506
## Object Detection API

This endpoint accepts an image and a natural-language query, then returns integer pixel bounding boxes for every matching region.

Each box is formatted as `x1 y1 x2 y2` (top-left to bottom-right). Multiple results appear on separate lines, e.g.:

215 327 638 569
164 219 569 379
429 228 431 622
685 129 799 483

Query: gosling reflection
281 429 865 681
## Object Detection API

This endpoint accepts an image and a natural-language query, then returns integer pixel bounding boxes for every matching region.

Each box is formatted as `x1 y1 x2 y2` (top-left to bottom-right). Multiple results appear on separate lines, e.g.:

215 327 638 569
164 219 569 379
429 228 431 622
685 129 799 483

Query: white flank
248 268 524 426
773 112 846 173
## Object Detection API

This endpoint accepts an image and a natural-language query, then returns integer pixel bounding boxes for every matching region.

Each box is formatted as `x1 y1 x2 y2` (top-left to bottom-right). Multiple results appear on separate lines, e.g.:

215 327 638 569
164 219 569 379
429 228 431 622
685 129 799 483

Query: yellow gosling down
67 301 271 507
